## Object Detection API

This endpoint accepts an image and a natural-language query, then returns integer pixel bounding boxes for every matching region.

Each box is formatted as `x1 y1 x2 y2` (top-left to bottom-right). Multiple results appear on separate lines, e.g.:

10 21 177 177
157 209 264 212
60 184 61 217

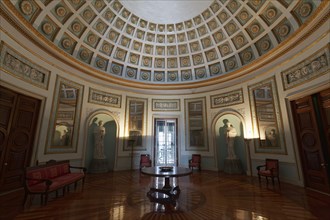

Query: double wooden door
291 88 330 193
0 86 40 192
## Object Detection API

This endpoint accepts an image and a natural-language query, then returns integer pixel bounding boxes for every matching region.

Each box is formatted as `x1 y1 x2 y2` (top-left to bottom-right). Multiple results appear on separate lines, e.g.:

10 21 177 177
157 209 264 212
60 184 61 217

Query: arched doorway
214 113 247 174
85 112 117 172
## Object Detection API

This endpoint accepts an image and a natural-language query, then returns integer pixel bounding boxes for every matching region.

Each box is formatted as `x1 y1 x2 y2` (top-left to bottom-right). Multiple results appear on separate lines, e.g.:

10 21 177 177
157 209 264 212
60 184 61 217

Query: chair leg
44 193 48 205
266 177 268 185
258 174 261 184
271 177 275 186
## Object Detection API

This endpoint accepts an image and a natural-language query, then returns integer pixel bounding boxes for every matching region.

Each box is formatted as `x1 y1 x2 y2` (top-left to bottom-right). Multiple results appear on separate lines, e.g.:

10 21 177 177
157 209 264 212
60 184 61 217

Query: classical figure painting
249 77 287 154
46 76 83 153
185 97 208 151
124 97 147 151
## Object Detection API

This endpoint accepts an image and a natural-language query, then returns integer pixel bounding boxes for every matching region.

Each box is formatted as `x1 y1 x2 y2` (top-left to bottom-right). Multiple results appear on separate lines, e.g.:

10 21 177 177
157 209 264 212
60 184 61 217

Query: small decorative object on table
159 166 173 172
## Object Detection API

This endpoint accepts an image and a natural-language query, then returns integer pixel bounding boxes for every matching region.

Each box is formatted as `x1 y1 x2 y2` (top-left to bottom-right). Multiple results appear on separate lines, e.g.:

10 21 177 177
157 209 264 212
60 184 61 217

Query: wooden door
0 86 40 192
291 92 330 193
319 89 330 169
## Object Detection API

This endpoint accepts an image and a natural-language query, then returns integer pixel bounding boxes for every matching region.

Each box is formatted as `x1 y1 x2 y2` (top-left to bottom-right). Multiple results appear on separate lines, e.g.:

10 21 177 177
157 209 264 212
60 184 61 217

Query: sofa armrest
69 166 87 173
25 177 53 191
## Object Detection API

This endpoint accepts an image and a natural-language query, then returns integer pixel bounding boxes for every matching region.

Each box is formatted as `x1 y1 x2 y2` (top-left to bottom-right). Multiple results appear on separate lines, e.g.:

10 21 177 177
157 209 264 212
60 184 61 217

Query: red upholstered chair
140 154 152 170
189 154 201 171
257 159 280 186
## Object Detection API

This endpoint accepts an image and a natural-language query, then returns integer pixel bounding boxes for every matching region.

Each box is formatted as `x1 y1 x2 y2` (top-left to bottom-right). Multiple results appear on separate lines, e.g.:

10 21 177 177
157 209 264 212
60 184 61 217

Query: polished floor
15 170 330 220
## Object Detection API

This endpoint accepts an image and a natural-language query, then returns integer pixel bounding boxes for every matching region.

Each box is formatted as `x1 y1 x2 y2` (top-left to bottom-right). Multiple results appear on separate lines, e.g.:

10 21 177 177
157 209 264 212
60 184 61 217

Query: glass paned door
155 119 177 166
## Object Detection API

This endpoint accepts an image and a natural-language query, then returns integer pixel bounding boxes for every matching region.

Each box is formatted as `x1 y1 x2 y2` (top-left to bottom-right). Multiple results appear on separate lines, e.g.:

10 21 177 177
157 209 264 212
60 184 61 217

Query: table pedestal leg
163 177 171 190
147 177 181 207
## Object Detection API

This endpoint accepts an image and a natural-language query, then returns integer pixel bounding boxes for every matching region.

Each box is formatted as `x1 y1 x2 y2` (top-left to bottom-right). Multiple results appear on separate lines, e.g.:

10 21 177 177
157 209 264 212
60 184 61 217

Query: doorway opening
154 119 178 166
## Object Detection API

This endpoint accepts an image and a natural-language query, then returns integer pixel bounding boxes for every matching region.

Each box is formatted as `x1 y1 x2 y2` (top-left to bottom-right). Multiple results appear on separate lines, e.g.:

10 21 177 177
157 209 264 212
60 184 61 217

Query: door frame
286 83 330 192
0 83 45 166
152 116 179 166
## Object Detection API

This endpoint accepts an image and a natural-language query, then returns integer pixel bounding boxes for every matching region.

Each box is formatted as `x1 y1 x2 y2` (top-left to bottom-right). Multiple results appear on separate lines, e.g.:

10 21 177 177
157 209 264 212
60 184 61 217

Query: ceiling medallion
80 49 89 60
196 69 206 78
71 0 81 4
104 10 114 20
96 59 105 68
210 65 220 74
20 1 33 15
94 0 103 9
87 34 97 44
116 50 125 60
62 38 72 49
102 44 111 53
56 6 67 17
141 72 149 80
42 22 53 35
96 22 105 32
242 51 252 61
182 71 191 80
143 57 150 66
260 39 270 51
72 22 81 33
127 68 135 78
251 24 260 33
169 72 177 81
266 8 277 19
299 3 312 17
278 24 290 37
83 9 92 20
155 73 163 81
236 35 244 45
240 11 249 20
111 65 121 74
227 60 236 69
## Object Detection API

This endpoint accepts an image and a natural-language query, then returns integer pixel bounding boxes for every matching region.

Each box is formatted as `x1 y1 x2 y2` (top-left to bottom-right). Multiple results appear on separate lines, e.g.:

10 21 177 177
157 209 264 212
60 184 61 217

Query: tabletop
141 166 192 178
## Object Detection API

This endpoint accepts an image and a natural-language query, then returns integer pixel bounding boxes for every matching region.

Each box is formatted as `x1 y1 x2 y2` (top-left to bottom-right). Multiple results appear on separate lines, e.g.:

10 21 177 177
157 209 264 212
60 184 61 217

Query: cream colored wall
0 12 329 186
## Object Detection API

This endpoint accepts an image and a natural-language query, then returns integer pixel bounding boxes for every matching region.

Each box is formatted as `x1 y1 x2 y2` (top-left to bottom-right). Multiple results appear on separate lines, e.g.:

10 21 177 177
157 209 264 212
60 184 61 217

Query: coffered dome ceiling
4 0 323 85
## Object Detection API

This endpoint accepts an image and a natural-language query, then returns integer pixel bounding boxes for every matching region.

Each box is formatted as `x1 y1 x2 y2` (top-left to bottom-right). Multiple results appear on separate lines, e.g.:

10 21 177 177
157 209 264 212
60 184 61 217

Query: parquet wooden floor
14 170 330 220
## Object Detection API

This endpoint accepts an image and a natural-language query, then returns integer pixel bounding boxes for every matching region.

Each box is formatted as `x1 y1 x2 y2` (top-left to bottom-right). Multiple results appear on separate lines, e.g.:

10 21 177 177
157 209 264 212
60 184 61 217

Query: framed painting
248 77 287 154
45 76 84 153
124 97 148 151
184 97 208 151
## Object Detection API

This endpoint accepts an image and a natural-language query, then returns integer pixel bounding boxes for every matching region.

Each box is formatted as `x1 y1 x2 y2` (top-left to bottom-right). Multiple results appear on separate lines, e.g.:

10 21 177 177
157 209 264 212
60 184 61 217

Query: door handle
321 163 328 168
4 162 8 166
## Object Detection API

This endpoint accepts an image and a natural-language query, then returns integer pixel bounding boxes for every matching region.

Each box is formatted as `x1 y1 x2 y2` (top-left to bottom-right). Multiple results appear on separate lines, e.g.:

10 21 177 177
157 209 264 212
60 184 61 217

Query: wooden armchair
140 154 152 170
189 154 201 171
256 159 280 186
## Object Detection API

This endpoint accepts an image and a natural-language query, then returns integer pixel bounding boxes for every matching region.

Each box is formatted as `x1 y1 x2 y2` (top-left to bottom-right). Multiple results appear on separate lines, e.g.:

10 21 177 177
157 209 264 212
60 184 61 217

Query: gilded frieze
281 45 329 90
0 43 50 89
210 89 243 108
88 88 121 108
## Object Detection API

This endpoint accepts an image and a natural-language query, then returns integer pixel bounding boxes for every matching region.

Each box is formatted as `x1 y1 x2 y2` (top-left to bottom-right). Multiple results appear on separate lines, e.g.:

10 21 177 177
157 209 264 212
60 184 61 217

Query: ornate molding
210 89 244 108
152 99 180 111
281 44 330 90
88 88 122 108
0 42 50 89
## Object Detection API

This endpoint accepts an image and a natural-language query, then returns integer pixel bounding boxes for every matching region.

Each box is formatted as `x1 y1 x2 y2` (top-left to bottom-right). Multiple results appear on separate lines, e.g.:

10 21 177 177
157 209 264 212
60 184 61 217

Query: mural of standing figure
93 120 106 159
224 119 237 159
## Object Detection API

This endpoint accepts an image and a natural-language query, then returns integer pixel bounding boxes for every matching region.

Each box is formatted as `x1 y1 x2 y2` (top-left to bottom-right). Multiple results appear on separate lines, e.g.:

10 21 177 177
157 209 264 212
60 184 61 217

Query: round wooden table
141 166 192 207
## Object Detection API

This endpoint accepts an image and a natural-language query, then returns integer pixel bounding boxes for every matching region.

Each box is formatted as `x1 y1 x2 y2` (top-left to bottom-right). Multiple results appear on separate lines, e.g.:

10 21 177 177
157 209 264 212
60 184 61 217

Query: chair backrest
265 159 279 174
192 154 201 163
140 154 150 163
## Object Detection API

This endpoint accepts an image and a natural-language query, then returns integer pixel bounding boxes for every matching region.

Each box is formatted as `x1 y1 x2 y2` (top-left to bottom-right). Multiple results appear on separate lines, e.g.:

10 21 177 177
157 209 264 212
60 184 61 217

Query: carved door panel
319 89 330 167
0 86 40 192
291 93 330 193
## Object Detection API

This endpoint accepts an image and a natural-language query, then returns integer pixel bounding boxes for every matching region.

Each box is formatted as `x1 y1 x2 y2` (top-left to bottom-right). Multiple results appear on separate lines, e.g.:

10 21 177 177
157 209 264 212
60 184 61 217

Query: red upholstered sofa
24 160 86 205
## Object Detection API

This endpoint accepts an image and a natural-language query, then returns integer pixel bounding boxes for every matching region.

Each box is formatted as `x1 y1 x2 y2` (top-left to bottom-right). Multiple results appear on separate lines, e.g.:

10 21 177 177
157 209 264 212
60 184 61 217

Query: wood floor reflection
15 170 330 220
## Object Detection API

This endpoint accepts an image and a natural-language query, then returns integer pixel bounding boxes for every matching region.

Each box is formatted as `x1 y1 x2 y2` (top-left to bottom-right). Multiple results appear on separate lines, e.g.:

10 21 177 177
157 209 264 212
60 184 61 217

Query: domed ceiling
5 0 322 84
